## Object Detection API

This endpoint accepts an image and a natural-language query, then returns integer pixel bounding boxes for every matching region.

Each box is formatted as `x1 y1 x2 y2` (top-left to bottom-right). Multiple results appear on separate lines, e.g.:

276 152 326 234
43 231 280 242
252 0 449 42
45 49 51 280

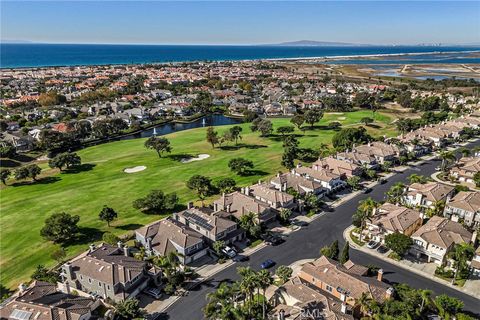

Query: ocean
1 44 479 68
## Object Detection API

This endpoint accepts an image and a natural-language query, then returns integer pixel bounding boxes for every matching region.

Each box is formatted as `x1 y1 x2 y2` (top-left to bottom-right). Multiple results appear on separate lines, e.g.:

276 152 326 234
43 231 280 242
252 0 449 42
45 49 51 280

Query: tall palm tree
439 151 456 172
357 197 379 241
257 269 273 319
425 200 445 218
419 289 432 313
386 182 405 204
356 292 372 316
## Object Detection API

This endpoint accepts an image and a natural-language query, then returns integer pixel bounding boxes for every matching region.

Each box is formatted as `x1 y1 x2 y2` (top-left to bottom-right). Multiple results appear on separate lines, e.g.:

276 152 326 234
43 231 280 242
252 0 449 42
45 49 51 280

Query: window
107 285 110 290
326 285 333 292
99 282 102 287
88 278 92 284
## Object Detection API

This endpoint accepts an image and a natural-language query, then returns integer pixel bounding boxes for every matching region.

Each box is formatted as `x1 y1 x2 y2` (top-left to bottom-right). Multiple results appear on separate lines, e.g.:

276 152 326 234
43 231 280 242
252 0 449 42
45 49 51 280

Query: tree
353 92 374 109
14 166 30 181
31 265 59 283
40 212 80 243
50 246 66 263
450 243 475 284
434 294 464 320
320 240 339 260
360 117 374 126
332 127 371 151
256 269 273 319
213 240 225 256
0 168 10 185
115 298 145 320
102 232 120 245
0 142 16 158
439 151 456 172
281 150 295 170
386 182 405 204
329 121 342 130
48 152 82 171
133 189 178 213
276 126 295 136
385 232 413 256
26 164 42 181
215 177 236 193
290 114 304 132
339 241 350 264
206 127 219 148
473 172 480 188
38 91 66 107
228 158 254 176
278 208 292 224
239 212 261 239
304 109 323 129
144 136 172 158
425 200 446 218
408 173 429 184
186 175 213 204
347 176 361 190
99 206 118 227
275 265 293 284
251 118 273 137
353 198 378 241
229 126 243 145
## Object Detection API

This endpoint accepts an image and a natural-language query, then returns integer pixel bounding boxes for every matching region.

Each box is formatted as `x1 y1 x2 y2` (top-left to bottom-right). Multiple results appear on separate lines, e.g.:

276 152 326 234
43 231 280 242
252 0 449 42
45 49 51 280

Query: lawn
0 110 396 289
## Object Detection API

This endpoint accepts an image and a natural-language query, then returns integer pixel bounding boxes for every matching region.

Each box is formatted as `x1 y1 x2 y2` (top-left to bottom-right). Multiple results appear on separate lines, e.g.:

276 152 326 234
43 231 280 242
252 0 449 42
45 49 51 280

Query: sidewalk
343 225 480 300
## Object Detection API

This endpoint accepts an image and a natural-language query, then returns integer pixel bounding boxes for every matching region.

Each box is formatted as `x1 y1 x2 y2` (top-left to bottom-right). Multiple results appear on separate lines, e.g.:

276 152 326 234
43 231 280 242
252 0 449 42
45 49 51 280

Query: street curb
343 226 480 300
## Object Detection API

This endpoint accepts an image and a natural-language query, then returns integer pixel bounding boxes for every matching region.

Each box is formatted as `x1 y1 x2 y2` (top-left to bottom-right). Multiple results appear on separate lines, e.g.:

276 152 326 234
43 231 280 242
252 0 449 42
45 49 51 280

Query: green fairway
0 111 396 289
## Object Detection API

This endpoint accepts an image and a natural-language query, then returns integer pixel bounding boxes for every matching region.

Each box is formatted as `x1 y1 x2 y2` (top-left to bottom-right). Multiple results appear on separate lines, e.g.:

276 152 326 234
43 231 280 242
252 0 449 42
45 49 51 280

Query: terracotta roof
174 207 236 236
249 183 294 205
270 172 322 195
312 157 360 178
294 166 341 182
407 182 454 202
369 203 422 233
412 216 472 249
447 191 480 213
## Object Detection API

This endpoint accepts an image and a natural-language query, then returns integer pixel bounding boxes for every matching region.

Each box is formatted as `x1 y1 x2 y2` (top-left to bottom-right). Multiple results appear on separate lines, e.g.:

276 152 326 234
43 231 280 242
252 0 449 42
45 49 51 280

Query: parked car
260 259 275 269
222 246 237 258
233 255 249 262
378 178 387 184
435 166 441 171
265 236 285 246
377 245 389 254
363 187 373 194
367 240 379 249
144 287 162 299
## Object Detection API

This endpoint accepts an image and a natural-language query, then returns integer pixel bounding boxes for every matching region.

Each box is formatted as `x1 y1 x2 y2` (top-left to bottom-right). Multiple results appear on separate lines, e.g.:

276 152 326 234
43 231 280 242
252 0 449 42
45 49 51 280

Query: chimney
276 172 281 178
146 237 152 251
226 204 231 212
117 241 123 249
245 186 250 195
377 268 384 282
386 287 394 300
89 244 96 253
278 309 285 320
63 262 73 280
341 303 347 314
187 201 193 209
123 245 130 257
471 231 477 246
18 283 27 294
64 280 71 294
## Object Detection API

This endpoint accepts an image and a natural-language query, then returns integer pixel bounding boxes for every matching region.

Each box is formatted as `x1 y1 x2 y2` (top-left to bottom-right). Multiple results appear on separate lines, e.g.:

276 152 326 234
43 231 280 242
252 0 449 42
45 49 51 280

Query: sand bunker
124 166 147 173
338 117 347 120
181 154 210 163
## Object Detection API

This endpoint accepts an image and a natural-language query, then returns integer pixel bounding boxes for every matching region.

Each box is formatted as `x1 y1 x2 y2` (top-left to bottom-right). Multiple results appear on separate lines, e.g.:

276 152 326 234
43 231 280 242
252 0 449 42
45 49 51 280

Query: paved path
161 139 480 319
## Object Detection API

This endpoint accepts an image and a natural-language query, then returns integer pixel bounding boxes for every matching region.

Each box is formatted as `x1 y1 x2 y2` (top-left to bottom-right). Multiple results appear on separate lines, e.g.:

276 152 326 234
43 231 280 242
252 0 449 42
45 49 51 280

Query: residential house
213 191 278 224
410 216 473 265
270 172 324 197
312 157 363 178
268 276 354 320
62 243 160 302
298 256 393 316
403 182 455 209
0 281 102 320
444 191 480 227
366 203 423 243
172 205 245 244
450 157 480 185
292 165 346 194
0 132 35 152
248 183 296 211
336 151 379 169
135 218 207 265
471 246 480 276
354 141 403 164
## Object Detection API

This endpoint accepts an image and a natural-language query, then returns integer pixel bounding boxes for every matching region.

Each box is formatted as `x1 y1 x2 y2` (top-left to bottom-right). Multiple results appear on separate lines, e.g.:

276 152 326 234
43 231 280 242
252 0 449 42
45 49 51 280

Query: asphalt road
164 141 480 319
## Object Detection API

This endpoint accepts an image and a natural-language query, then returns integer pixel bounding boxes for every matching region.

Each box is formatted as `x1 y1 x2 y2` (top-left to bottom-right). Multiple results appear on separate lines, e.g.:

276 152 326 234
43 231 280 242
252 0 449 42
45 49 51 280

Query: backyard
0 110 397 289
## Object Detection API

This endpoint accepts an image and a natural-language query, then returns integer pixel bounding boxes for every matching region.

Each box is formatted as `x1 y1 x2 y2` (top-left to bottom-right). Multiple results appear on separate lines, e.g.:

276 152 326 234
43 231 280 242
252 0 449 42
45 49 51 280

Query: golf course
0 111 397 289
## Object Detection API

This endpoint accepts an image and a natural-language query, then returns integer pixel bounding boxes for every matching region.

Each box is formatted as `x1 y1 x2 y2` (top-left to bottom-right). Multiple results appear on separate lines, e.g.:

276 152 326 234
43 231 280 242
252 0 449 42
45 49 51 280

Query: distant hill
0 39 34 44
263 40 372 47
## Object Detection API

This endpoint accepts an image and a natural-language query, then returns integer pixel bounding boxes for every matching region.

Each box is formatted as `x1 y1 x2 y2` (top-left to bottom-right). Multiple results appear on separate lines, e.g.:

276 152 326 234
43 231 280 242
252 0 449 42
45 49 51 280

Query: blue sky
1 1 479 45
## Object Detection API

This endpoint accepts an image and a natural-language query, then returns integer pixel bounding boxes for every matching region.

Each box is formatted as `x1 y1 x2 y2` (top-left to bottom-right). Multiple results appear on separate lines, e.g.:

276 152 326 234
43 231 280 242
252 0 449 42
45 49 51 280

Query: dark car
363 187 373 194
260 259 275 269
233 255 249 262
377 245 389 254
379 178 387 184
265 236 285 246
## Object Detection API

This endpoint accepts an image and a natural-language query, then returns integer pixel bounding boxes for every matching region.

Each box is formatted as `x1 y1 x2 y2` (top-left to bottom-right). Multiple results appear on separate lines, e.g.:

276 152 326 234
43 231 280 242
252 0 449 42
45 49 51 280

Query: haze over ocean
1 44 479 68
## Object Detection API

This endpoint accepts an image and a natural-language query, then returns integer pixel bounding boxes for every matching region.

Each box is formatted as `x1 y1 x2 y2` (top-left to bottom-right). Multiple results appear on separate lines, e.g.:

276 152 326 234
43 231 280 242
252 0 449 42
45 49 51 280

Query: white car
367 241 379 249
222 246 237 258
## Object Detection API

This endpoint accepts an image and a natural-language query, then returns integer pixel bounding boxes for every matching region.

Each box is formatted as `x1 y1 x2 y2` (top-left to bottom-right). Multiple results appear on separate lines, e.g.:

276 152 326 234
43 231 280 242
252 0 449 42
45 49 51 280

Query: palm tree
357 197 379 242
256 269 273 319
460 148 471 158
204 282 243 320
419 289 432 313
356 292 372 315
425 200 445 218
439 151 456 172
408 173 428 184
386 182 405 204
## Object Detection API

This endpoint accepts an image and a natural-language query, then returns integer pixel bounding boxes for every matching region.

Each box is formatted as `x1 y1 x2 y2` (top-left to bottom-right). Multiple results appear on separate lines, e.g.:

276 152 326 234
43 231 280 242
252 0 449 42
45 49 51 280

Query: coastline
1 46 479 69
